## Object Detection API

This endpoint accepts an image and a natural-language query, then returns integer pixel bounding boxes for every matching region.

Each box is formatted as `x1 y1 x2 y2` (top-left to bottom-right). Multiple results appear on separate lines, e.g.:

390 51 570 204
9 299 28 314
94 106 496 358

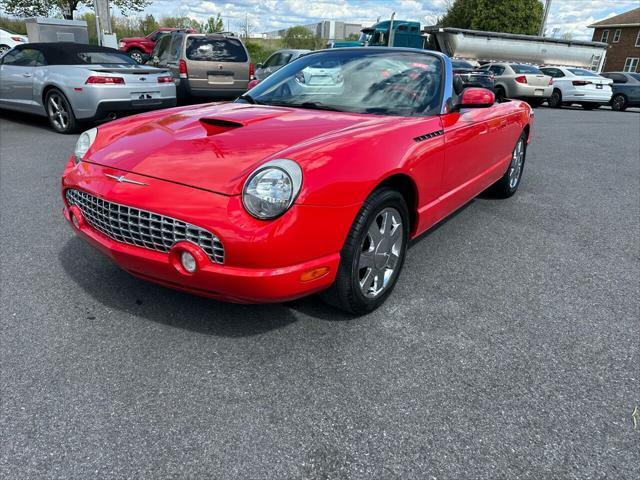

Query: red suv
119 28 197 63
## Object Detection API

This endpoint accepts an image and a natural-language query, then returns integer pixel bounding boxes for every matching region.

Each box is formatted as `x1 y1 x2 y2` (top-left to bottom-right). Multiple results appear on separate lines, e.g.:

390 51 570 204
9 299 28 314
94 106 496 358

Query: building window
600 29 609 42
636 30 640 47
613 29 621 42
623 57 639 72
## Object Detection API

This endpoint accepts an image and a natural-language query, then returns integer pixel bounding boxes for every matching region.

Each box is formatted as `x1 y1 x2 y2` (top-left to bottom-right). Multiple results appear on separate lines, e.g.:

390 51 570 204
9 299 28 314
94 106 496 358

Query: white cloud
112 0 639 39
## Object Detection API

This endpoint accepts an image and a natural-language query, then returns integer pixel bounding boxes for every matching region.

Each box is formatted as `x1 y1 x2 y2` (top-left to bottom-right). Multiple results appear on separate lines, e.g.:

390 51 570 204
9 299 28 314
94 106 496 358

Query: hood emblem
105 174 148 186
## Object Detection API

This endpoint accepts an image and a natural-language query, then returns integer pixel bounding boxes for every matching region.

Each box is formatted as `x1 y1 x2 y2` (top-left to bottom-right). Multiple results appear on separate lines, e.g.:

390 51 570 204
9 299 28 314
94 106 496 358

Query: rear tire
0 44 10 56
45 88 78 134
487 132 527 198
321 188 409 315
495 86 506 102
547 89 562 108
581 103 600 110
611 94 627 111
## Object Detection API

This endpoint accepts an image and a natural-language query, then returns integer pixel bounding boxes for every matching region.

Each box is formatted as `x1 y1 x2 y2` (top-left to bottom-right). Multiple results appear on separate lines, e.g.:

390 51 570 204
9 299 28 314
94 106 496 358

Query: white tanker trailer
424 27 608 71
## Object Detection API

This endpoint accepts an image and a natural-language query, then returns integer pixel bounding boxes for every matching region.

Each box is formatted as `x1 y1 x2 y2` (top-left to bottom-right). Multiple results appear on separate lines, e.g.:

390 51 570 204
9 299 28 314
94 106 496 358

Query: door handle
22 73 32 78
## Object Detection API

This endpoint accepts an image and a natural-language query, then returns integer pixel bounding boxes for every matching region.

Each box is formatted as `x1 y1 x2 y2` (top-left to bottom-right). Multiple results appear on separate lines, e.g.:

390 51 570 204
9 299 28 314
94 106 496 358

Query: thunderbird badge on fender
62 47 533 314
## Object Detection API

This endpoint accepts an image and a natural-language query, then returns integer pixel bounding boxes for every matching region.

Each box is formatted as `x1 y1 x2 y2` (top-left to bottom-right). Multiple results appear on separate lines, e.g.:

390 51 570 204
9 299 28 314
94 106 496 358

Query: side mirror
247 79 260 89
457 87 495 109
256 63 263 69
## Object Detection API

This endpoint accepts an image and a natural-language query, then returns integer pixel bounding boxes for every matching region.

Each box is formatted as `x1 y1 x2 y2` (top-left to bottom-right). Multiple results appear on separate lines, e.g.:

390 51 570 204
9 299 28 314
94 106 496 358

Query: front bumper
61 160 358 303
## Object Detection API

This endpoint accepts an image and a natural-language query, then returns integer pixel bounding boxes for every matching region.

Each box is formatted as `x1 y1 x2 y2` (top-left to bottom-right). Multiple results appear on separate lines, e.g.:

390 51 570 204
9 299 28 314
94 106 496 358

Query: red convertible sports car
62 48 533 314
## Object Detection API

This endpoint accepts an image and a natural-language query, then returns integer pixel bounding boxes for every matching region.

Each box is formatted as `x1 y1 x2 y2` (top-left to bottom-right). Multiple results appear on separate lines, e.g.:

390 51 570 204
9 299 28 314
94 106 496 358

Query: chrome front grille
66 189 224 264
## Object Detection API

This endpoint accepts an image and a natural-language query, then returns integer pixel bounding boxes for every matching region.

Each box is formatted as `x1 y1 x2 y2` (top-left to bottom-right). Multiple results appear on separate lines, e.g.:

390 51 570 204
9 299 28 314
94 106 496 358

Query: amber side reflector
300 267 330 282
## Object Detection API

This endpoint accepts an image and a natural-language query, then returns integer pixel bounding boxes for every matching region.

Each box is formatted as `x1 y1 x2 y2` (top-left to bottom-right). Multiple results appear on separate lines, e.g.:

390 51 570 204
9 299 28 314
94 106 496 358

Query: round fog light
72 215 80 228
181 251 197 273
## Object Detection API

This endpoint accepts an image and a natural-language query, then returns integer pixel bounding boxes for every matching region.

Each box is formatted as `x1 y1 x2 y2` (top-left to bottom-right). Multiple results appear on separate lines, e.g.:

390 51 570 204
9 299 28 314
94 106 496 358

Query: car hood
87 102 394 195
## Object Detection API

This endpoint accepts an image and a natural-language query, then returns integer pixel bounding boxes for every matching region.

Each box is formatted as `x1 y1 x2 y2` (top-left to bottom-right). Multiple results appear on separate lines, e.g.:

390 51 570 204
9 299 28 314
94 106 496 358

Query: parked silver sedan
0 42 176 133
477 62 553 107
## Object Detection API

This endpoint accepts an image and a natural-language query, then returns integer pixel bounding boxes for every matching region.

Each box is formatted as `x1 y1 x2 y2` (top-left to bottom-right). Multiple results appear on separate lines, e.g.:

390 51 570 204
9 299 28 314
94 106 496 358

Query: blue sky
132 0 639 40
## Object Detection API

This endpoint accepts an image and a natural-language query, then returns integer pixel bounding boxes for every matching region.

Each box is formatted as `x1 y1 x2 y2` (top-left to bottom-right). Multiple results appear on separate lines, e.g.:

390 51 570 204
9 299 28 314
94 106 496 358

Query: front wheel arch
374 173 419 234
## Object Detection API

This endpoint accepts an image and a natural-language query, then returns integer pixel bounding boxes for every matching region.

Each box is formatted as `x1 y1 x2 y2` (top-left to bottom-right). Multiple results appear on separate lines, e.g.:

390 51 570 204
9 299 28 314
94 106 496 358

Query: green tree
160 15 201 32
282 25 316 49
205 13 224 33
139 14 158 35
0 0 150 20
438 0 543 35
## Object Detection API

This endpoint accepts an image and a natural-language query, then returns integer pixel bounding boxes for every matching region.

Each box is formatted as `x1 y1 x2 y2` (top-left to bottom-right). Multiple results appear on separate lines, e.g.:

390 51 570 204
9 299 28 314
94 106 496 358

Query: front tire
128 48 145 64
45 89 78 134
487 132 527 198
322 188 409 315
0 44 10 56
611 94 627 112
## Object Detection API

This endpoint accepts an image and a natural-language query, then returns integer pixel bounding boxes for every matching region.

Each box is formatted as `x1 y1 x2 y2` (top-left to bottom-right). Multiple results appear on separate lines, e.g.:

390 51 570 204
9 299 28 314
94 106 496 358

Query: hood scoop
199 118 244 136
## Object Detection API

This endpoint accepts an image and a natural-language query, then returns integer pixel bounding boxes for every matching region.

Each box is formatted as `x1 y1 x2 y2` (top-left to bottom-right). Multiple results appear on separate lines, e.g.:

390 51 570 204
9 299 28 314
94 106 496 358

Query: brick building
588 7 640 72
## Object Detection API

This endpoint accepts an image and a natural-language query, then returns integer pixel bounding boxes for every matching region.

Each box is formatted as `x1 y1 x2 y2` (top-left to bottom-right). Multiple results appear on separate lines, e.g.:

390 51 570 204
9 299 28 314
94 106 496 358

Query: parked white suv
0 28 28 57
539 66 613 110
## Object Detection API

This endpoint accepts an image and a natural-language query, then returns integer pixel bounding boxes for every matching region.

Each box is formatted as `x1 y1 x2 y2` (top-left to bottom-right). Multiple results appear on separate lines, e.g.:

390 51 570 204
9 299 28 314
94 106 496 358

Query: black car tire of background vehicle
547 89 562 108
611 93 627 112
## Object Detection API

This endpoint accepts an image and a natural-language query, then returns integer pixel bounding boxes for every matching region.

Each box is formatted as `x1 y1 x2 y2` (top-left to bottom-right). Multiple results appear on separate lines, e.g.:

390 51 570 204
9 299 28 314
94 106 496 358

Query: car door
164 33 184 81
626 74 640 103
0 48 43 112
149 34 171 67
440 102 516 207
256 52 281 80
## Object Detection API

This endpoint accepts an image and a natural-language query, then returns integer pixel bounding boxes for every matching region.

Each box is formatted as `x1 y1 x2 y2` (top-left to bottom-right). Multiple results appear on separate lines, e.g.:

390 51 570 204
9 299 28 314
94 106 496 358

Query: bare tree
237 12 255 38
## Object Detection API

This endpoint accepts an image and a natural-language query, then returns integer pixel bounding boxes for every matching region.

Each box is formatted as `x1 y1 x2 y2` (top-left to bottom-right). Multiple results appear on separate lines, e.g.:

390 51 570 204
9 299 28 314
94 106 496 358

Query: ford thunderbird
61 48 533 314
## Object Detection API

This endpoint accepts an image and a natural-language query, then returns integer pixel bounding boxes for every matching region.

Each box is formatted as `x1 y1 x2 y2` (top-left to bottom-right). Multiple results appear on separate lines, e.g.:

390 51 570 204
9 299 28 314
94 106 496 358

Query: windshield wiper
265 101 346 112
237 93 261 105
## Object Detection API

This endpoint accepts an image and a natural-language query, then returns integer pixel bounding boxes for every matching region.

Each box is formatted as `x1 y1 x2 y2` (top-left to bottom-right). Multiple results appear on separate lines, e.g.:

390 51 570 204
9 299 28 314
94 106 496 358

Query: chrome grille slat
66 189 224 264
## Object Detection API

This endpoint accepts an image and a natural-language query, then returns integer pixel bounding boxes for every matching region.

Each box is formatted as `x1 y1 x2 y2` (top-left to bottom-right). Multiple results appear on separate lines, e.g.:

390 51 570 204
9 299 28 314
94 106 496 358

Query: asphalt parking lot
1 106 638 479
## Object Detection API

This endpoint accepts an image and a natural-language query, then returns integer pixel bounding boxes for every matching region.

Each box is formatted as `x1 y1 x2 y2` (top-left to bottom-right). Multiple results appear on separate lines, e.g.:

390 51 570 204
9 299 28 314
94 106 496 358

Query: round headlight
74 127 98 165
242 159 302 219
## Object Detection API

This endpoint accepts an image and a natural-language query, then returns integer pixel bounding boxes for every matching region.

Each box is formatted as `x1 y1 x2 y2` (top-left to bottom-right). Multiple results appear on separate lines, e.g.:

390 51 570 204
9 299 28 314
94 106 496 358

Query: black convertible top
14 42 134 65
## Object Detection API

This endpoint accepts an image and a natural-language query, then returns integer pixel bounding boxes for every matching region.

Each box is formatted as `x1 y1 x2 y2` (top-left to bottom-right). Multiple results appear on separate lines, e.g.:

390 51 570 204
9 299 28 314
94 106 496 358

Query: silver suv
149 32 251 99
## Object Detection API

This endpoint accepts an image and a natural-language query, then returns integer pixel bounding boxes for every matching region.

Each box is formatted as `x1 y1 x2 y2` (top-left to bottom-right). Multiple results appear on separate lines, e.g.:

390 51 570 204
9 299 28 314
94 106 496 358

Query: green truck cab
360 20 423 48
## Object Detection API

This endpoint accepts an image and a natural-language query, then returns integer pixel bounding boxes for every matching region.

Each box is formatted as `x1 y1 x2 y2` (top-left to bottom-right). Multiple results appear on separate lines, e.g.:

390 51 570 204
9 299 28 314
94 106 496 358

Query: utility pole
94 0 112 45
539 0 552 37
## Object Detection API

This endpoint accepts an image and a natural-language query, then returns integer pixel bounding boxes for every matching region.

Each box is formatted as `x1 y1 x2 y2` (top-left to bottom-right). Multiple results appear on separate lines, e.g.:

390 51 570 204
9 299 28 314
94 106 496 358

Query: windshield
510 64 542 74
568 68 598 77
452 59 473 69
629 73 640 81
77 51 136 64
241 50 443 116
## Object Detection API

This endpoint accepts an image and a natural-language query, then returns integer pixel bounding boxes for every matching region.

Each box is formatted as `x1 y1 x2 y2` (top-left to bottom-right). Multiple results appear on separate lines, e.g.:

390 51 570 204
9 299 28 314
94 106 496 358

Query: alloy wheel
508 138 525 189
0 45 10 56
612 95 625 111
130 51 143 63
47 93 69 131
358 207 403 298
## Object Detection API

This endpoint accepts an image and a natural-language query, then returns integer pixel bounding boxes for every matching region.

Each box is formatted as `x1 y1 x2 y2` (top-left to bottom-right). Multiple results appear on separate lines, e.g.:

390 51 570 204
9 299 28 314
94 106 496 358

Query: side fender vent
413 129 444 143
